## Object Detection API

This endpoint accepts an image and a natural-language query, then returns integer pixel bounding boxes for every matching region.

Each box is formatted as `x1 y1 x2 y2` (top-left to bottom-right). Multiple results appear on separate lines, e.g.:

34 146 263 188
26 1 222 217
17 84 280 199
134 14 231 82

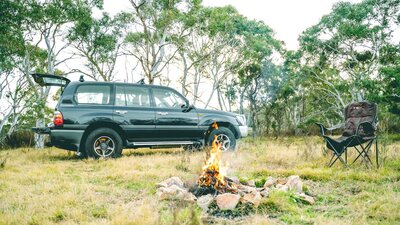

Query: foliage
2 130 35 149
0 0 399 143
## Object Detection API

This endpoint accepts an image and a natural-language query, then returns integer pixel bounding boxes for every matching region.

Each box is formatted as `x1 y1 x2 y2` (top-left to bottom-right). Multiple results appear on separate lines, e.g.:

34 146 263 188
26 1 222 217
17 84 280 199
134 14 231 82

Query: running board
127 141 196 147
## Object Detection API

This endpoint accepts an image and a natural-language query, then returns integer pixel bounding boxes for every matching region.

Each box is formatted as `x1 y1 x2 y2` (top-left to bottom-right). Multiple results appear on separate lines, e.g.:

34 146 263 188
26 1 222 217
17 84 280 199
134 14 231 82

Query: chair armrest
315 123 327 136
356 121 375 135
326 123 345 131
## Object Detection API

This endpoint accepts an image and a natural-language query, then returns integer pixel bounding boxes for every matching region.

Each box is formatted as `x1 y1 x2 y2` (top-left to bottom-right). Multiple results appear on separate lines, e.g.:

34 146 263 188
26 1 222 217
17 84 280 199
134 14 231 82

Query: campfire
196 133 238 195
156 122 316 218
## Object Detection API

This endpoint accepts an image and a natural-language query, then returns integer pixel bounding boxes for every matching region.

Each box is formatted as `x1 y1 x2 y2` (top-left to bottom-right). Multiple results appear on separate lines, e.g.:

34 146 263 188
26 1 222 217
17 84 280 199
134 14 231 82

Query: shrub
3 130 35 149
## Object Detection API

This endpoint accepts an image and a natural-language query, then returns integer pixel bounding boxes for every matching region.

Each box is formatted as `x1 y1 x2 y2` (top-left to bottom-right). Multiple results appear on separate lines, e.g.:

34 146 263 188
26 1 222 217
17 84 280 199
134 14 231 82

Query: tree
124 0 200 84
69 12 129 81
22 0 101 148
298 0 400 123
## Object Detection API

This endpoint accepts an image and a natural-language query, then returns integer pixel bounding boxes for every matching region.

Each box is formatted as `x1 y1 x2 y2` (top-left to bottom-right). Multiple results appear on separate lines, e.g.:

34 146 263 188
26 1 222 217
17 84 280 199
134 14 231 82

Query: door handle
157 112 169 116
115 110 128 115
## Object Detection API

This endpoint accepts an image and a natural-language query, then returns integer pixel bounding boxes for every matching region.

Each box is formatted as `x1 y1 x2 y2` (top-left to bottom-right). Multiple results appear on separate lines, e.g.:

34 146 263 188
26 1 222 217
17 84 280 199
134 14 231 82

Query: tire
84 128 123 159
207 127 236 151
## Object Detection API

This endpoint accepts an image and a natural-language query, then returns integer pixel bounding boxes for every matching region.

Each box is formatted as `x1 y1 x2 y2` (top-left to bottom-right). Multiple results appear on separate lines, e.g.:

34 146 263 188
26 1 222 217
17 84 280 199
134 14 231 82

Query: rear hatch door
31 73 70 87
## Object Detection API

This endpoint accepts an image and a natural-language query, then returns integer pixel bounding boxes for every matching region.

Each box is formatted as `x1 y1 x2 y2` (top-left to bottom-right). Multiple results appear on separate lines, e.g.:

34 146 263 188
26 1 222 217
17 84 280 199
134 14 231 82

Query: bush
2 130 35 149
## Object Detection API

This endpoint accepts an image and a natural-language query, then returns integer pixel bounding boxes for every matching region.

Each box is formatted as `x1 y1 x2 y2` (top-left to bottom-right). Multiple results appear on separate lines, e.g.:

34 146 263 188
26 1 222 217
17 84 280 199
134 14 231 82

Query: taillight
53 111 63 126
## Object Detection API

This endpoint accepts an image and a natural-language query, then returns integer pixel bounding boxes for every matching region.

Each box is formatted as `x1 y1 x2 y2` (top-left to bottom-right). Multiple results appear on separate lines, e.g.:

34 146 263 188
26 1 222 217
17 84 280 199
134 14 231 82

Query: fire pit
156 132 315 219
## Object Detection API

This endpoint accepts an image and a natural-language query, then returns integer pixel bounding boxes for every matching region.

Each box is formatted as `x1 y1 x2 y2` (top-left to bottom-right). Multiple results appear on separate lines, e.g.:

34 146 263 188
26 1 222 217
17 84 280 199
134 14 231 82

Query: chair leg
325 139 348 167
328 153 335 167
329 155 339 167
376 138 379 168
352 141 373 166
352 146 363 164
362 141 374 166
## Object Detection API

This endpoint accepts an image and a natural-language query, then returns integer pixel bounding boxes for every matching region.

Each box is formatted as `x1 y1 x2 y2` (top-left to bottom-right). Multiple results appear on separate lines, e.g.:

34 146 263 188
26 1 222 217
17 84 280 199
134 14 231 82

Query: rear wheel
207 127 236 151
85 128 123 159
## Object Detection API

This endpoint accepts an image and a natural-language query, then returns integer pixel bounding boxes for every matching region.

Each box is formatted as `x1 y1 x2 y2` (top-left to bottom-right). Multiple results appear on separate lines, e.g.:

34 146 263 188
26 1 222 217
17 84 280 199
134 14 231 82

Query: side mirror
182 102 195 112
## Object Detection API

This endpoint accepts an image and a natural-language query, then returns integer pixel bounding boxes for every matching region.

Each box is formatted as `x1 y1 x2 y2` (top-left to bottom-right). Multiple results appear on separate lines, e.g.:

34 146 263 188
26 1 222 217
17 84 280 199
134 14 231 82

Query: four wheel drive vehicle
31 73 248 158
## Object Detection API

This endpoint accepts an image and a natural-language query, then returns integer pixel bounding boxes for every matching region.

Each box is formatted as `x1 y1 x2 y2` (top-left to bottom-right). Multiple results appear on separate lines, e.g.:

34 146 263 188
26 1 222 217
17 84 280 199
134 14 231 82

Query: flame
212 121 218 130
197 135 226 189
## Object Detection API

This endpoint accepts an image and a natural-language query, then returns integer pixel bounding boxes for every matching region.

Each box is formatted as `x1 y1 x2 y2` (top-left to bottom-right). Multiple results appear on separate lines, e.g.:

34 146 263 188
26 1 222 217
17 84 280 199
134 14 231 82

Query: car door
113 85 156 142
151 87 201 140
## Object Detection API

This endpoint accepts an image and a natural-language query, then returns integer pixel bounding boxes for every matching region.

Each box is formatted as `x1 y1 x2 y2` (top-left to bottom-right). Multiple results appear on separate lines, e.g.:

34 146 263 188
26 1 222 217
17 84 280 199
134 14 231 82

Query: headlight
235 115 246 126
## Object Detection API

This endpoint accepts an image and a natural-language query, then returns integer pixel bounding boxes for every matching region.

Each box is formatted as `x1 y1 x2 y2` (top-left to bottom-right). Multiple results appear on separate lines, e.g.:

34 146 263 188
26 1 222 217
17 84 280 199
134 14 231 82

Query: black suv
32 74 248 158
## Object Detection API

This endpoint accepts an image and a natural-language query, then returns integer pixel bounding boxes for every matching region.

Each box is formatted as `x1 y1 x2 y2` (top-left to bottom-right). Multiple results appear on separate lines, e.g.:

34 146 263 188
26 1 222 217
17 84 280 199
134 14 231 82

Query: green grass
0 136 399 224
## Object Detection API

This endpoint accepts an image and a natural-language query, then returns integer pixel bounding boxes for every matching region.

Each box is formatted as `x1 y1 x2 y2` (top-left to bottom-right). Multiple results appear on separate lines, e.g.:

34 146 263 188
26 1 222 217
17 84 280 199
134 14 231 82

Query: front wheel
207 127 236 152
85 128 123 159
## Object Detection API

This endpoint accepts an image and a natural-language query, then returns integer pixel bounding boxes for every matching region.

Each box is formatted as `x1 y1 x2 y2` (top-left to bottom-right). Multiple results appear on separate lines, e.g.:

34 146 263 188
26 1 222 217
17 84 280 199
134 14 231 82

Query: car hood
195 108 238 117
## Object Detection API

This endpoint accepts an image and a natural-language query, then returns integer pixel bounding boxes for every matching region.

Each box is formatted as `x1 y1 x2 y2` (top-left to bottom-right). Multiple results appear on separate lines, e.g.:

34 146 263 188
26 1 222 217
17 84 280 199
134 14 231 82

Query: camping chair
316 101 379 168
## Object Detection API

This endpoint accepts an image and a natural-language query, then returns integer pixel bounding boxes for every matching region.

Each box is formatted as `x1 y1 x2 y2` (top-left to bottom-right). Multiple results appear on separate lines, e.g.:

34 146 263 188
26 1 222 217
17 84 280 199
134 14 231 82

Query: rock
276 184 289 192
286 175 303 193
246 180 256 187
241 191 262 207
263 177 277 188
256 187 265 192
237 184 257 194
229 176 240 184
277 178 288 185
215 193 241 210
156 177 185 189
260 189 269 197
197 194 214 211
297 193 315 205
156 184 196 202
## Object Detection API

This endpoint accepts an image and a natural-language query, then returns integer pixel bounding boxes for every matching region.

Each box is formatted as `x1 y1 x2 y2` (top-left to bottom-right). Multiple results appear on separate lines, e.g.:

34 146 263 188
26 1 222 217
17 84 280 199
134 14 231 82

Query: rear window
75 85 111 105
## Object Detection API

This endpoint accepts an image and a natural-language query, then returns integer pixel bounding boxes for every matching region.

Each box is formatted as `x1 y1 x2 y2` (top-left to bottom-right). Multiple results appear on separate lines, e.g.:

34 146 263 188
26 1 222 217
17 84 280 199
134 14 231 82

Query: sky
101 0 360 50
201 0 360 50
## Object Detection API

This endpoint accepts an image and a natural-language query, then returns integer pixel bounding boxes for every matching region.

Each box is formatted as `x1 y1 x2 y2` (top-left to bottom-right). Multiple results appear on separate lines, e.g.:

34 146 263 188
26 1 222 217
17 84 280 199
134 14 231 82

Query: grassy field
0 136 399 224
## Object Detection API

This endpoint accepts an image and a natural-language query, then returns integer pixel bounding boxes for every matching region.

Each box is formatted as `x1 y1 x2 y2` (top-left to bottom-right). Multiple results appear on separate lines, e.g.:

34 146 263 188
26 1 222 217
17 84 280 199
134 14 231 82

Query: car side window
115 86 126 106
75 85 111 105
153 88 186 109
115 85 150 107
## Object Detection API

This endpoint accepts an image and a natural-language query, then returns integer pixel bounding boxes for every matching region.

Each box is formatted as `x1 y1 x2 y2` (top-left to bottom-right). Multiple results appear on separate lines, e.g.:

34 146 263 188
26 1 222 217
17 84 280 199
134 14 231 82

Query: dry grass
0 136 399 224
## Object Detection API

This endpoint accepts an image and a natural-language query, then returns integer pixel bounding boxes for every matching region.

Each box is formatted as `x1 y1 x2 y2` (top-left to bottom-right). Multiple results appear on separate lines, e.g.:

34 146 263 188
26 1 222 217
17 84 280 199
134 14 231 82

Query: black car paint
47 81 242 152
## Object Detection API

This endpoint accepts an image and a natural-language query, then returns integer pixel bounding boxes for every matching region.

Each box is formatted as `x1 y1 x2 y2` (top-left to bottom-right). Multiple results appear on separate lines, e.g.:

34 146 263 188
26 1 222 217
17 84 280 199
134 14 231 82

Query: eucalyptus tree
298 0 400 122
181 6 247 109
124 0 201 84
235 18 282 135
69 12 129 81
22 0 102 148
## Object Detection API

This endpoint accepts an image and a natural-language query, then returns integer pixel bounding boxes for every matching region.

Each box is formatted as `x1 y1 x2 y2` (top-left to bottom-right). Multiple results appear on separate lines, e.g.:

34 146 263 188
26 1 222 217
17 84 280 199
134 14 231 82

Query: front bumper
239 125 249 137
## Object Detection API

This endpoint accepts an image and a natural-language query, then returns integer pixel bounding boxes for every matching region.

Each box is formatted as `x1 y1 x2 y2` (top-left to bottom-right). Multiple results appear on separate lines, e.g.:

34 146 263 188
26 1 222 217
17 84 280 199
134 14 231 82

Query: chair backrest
343 101 378 136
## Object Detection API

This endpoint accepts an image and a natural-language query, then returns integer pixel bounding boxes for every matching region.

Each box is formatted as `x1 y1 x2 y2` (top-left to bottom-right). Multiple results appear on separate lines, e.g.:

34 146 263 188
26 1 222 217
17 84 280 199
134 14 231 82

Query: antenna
137 78 145 85
79 75 85 82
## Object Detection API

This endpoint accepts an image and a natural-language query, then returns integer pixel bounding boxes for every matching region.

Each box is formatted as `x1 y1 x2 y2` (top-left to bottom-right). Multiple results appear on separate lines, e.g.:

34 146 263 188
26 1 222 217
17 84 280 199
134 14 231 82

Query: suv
32 74 248 158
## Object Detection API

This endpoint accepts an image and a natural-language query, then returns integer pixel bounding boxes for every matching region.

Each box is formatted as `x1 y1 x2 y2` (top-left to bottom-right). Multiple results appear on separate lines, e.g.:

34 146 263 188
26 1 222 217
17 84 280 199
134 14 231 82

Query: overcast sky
201 0 360 50
102 0 360 50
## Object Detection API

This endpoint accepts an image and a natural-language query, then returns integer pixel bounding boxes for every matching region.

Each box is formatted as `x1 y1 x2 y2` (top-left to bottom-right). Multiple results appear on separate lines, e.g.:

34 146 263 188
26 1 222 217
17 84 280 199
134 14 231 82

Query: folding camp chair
316 101 379 168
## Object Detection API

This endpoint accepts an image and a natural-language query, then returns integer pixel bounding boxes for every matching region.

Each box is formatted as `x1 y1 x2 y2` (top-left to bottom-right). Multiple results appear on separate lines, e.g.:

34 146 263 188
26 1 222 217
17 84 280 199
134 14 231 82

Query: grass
0 136 399 224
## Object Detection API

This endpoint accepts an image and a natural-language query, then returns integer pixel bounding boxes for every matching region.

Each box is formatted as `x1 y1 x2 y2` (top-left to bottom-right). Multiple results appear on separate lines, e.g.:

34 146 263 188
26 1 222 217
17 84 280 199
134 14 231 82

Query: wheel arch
79 122 127 151
204 121 239 142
